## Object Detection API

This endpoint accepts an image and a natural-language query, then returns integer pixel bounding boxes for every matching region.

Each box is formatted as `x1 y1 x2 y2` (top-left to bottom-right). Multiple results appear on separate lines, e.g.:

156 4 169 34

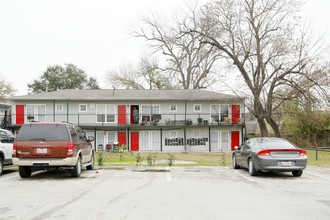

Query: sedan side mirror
88 136 95 142
234 146 239 151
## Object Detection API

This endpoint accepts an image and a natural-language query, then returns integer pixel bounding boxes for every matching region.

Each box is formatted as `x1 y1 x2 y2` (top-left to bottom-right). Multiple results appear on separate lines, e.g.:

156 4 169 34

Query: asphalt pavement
1 166 330 220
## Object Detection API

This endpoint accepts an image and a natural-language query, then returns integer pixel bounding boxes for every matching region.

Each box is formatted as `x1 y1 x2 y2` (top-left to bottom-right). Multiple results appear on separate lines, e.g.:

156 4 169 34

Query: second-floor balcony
12 112 245 128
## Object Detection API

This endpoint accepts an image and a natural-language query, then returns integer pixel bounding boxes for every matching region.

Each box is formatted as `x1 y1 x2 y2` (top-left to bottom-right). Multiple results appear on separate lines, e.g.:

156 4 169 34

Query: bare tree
0 75 15 102
106 57 178 90
134 4 221 89
314 62 330 108
107 62 144 89
280 64 330 110
191 0 326 137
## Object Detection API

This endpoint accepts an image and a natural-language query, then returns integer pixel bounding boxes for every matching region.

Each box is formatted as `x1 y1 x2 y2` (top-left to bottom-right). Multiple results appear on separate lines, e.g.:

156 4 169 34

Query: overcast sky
0 0 329 95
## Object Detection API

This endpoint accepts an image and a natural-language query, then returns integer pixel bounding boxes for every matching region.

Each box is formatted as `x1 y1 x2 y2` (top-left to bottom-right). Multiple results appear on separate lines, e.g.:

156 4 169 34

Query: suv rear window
16 124 70 141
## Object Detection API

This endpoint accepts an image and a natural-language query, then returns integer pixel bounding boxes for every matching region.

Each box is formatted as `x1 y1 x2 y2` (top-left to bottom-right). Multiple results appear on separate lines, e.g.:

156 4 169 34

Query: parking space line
226 167 255 182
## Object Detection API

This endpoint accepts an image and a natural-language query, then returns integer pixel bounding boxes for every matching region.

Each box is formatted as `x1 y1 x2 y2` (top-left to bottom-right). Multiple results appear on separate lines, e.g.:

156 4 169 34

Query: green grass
95 151 232 167
306 150 330 168
95 150 330 168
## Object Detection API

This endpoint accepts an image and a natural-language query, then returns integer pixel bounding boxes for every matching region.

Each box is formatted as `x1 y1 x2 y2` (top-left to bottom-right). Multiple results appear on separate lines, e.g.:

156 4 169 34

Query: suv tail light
12 142 17 158
67 142 74 157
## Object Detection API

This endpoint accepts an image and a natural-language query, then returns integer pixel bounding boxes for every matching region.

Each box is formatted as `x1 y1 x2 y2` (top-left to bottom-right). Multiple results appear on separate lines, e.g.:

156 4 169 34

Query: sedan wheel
0 159 3 176
292 170 303 177
232 156 240 169
248 159 258 176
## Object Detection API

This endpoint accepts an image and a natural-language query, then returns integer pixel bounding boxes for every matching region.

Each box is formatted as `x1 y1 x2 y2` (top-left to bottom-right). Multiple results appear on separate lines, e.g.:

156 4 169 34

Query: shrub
168 153 175 166
135 153 142 166
97 152 104 166
147 153 157 166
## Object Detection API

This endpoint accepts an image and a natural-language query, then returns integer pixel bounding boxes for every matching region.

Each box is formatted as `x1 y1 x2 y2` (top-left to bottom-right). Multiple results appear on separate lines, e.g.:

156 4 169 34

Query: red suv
12 122 94 178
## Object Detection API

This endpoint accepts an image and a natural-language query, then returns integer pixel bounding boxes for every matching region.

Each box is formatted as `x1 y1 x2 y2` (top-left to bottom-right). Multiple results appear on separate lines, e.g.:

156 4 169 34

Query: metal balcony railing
11 113 245 127
0 113 11 130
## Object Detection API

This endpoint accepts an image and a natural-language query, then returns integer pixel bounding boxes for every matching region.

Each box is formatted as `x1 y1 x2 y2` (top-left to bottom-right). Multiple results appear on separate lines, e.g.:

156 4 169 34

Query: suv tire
86 154 94 170
71 157 82 177
19 166 32 178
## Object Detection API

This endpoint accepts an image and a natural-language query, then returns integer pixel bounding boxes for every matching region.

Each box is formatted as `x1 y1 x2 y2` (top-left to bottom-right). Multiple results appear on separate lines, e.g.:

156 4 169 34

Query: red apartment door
232 105 240 124
231 131 240 151
130 132 139 151
118 131 126 146
16 105 25 124
118 105 126 125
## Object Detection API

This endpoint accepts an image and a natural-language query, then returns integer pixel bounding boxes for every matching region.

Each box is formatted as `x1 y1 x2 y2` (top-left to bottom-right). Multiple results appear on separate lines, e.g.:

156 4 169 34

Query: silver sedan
232 137 307 177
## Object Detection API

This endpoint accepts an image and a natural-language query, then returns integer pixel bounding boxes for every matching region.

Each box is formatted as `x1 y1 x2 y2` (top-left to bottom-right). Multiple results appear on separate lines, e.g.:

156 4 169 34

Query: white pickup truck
0 128 15 176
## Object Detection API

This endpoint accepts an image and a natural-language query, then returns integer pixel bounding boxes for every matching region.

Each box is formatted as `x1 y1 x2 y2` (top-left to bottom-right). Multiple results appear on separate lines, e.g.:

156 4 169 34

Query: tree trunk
253 96 269 137
256 116 269 137
266 117 281 137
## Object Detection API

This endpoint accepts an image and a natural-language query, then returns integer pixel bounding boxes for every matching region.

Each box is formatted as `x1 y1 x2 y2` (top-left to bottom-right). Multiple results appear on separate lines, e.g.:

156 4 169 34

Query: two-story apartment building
10 89 245 152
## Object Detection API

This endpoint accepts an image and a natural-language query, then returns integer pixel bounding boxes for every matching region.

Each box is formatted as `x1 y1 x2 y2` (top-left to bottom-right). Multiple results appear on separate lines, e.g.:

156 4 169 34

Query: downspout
126 126 129 150
184 100 187 121
53 100 55 122
66 100 69 122
94 128 97 152
150 100 152 120
209 126 211 152
160 127 163 152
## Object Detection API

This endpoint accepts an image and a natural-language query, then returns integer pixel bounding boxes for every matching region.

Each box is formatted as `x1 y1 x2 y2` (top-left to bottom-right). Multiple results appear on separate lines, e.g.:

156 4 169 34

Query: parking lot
1 166 330 220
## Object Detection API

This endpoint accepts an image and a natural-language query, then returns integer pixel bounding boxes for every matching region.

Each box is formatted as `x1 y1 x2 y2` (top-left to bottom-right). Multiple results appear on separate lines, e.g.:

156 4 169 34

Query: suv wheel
71 157 82 177
19 166 32 178
86 154 94 170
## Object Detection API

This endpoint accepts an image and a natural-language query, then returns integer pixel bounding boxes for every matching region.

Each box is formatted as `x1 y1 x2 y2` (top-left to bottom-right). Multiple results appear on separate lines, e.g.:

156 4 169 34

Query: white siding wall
139 131 160 151
186 128 209 152
162 129 185 152
11 98 243 152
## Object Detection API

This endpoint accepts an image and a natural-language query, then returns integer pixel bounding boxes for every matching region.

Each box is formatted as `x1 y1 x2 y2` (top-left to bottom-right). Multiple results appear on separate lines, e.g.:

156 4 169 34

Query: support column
160 128 163 152
209 126 211 152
